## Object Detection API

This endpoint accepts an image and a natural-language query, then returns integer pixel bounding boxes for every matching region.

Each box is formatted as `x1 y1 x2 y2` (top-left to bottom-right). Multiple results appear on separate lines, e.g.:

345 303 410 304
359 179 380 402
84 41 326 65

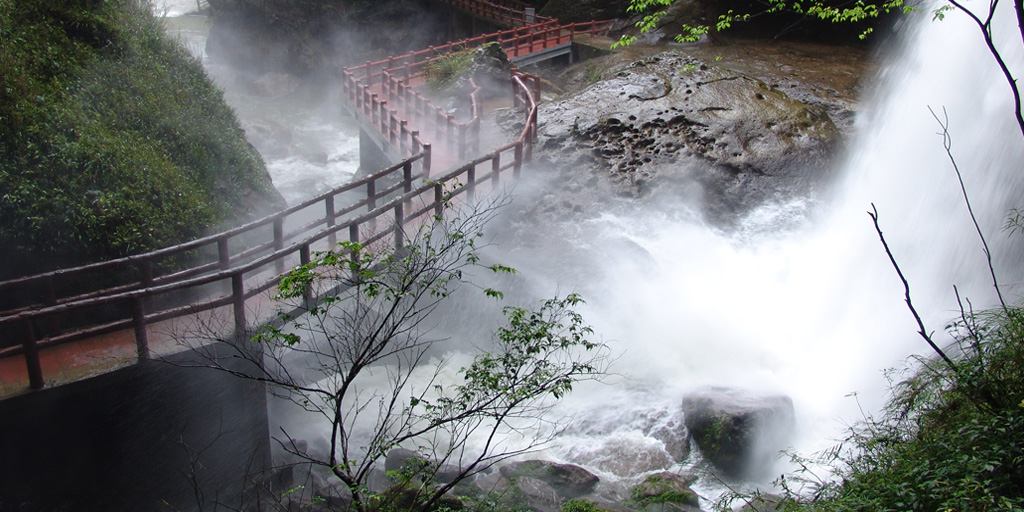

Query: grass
741 305 1024 511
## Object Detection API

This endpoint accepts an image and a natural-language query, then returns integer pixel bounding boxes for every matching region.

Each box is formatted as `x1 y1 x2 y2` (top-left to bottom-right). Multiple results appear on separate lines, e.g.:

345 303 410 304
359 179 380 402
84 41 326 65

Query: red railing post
326 195 337 247
394 203 405 250
400 120 409 155
447 114 456 152
458 124 467 159
132 297 149 360
423 143 432 178
514 142 523 179
218 237 231 269
21 318 43 390
434 183 444 216
232 273 246 339
403 161 413 195
300 244 312 306
492 153 501 186
273 217 284 274
348 223 360 281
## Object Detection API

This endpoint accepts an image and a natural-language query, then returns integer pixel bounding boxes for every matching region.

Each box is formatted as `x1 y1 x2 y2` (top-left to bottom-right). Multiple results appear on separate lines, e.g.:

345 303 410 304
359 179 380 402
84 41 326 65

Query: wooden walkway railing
0 0 614 395
0 69 542 393
342 18 613 162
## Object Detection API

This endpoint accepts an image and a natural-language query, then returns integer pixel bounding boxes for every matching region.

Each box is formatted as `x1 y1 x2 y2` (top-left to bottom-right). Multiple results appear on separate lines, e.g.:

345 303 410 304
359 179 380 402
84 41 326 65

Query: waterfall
161 0 1024 502
495 1 1024 497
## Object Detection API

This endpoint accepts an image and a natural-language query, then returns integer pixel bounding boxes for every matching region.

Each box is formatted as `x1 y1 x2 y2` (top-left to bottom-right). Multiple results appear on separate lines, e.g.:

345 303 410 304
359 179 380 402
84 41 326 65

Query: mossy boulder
500 460 600 499
681 387 795 479
627 472 701 511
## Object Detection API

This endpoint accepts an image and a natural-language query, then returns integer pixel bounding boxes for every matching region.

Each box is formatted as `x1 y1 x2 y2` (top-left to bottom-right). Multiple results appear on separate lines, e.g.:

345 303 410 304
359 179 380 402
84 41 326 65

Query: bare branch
868 204 958 370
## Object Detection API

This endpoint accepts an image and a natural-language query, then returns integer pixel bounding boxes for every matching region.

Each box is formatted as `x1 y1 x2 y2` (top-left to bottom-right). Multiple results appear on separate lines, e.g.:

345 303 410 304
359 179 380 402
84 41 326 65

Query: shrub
0 0 278 278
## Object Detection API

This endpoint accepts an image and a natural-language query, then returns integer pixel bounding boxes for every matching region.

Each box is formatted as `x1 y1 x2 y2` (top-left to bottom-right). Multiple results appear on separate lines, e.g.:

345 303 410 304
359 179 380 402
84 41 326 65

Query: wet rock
249 71 300 96
384 448 461 484
515 477 563 512
681 387 795 479
500 460 600 498
627 472 702 511
523 49 850 228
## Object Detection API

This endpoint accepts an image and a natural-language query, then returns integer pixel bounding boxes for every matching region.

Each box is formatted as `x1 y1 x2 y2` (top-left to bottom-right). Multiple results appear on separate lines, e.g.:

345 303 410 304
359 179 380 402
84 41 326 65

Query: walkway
0 3 614 400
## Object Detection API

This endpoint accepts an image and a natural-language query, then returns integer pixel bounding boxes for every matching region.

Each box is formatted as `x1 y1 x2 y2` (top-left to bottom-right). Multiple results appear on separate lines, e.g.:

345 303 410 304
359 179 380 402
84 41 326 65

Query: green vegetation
191 197 608 512
750 306 1024 511
423 47 474 91
613 0 914 47
0 0 279 279
628 474 697 509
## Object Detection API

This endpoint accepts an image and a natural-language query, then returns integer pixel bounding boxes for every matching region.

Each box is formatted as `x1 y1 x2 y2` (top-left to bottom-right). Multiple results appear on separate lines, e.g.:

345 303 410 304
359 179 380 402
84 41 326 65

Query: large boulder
522 50 845 227
681 387 795 479
500 460 600 498
384 448 461 484
627 472 702 512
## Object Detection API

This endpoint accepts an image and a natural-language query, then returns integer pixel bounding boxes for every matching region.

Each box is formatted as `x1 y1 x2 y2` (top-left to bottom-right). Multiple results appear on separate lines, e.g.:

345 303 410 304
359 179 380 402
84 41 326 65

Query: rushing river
161 5 361 204
161 0 1024 504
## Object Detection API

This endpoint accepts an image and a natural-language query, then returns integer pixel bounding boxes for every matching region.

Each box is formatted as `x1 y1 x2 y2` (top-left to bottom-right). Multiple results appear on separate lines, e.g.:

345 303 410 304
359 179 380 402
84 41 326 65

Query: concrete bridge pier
360 127 397 174
0 348 271 512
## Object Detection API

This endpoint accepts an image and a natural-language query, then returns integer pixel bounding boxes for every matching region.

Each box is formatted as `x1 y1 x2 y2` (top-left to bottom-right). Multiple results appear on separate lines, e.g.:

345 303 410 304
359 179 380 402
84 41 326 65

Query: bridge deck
0 13 614 401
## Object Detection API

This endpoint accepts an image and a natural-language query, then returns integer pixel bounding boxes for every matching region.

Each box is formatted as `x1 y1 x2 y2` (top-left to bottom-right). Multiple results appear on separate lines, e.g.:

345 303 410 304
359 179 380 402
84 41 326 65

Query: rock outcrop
681 387 795 479
515 48 856 227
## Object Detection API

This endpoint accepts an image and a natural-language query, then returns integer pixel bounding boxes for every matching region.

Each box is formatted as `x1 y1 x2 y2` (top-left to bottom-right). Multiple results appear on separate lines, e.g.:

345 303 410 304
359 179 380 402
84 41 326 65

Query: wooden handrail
1 0 611 392
2 61 541 392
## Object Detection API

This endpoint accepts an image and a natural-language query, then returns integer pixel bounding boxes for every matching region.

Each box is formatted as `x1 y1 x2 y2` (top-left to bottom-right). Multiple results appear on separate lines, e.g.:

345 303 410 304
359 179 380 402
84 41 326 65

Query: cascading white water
504 3 1024 500
160 5 361 205
158 0 1024 503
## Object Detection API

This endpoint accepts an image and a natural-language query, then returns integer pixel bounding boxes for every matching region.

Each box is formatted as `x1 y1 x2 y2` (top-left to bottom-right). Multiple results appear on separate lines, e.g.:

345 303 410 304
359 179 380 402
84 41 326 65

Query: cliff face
205 0 451 76
0 0 284 279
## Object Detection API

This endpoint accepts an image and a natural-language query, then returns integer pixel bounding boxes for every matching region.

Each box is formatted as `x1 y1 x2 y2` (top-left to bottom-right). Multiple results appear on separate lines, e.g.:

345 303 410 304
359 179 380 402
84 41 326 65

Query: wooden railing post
367 179 377 210
218 237 231 269
467 166 476 202
349 224 361 282
232 273 246 339
423 143 432 178
492 153 501 186
274 217 285 275
458 124 467 159
300 244 312 306
514 142 524 179
132 297 149 361
394 203 405 250
371 94 380 126
447 115 456 152
400 120 409 154
21 318 43 390
403 162 414 195
326 195 337 247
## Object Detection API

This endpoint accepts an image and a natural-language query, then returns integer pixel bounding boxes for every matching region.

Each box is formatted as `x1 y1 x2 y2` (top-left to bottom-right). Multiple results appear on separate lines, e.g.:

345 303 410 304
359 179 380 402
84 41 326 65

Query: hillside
0 0 284 279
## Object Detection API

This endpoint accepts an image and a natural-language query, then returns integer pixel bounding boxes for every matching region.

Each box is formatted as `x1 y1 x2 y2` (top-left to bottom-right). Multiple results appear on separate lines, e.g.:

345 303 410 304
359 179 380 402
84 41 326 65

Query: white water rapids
160 0 1024 504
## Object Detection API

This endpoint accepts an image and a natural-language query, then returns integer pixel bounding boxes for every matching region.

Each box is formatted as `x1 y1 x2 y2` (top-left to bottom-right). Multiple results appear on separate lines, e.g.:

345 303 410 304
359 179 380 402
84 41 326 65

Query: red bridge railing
341 19 612 162
0 0 614 394
0 68 542 393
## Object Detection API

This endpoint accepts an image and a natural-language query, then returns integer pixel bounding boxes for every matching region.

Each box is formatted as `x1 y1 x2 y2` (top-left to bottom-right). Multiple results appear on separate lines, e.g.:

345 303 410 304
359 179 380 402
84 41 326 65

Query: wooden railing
341 19 612 160
0 0 613 392
0 68 542 392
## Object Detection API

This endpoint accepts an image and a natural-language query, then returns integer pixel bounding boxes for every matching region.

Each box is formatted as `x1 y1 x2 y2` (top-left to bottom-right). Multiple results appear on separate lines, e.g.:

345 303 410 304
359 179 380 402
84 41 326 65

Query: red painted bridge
0 3 614 399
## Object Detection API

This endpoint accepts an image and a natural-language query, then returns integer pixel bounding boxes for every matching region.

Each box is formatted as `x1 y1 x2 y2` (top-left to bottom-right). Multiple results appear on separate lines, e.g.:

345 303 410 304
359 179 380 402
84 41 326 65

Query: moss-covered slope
0 0 283 279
